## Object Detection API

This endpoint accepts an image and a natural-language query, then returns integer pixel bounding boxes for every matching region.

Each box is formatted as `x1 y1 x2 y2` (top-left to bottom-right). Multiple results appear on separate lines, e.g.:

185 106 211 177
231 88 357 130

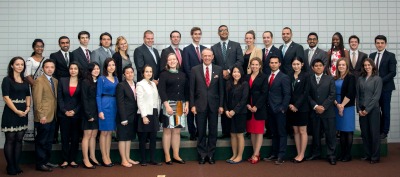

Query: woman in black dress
225 66 249 164
158 53 188 165
112 36 132 82
81 62 101 169
57 62 82 168
116 66 139 167
287 57 309 163
1 57 30 175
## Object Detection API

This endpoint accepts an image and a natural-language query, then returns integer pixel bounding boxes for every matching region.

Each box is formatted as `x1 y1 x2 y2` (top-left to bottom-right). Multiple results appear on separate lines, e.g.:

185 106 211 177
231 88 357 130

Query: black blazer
211 41 244 71
349 51 368 78
224 80 249 114
116 81 137 123
262 45 283 75
289 71 310 112
50 50 74 79
267 71 291 113
134 44 161 81
190 64 224 113
182 44 206 78
160 46 183 72
279 42 305 74
337 74 356 107
57 77 82 118
246 73 268 120
369 50 397 91
112 52 131 82
81 79 98 121
72 47 91 71
308 74 336 118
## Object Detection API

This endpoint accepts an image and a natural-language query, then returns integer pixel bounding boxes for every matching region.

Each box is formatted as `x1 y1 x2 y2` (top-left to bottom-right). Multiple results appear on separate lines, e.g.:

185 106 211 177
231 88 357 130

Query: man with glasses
304 32 327 72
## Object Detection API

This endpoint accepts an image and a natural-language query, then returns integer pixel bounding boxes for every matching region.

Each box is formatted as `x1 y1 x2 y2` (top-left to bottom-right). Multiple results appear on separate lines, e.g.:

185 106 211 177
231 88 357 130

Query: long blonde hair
115 36 128 54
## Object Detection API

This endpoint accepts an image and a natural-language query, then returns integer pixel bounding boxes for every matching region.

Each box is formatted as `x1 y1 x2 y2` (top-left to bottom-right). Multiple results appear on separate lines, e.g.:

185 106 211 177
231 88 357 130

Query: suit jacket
267 71 291 113
349 50 367 78
337 74 356 107
182 44 206 78
211 40 244 71
356 75 382 113
224 80 249 114
136 79 160 117
262 45 283 75
91 47 115 73
134 44 161 81
246 73 268 120
116 81 138 123
50 50 74 79
244 47 263 74
308 74 336 118
160 45 183 72
57 77 82 118
190 64 224 113
289 71 310 112
33 74 58 122
369 50 397 91
72 47 91 71
304 47 328 72
81 79 98 121
279 41 305 74
112 52 131 82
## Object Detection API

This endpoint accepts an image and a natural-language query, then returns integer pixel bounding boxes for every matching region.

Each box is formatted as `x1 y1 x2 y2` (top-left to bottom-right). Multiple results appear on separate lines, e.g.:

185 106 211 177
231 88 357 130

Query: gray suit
356 75 382 161
91 47 115 73
304 47 328 72
308 74 336 158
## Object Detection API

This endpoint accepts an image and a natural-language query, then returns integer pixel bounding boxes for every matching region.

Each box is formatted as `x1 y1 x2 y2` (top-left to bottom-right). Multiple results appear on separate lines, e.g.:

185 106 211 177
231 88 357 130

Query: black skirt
230 113 247 133
81 118 99 130
287 110 309 126
137 108 160 133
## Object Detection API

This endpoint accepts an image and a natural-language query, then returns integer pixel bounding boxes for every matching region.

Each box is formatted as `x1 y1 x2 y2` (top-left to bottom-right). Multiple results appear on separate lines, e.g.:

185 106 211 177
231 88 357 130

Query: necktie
107 49 112 57
196 46 201 62
376 53 381 71
316 76 320 84
308 48 314 64
282 44 287 58
264 49 269 59
269 73 275 88
175 47 182 65
205 66 210 87
49 78 55 94
352 52 356 68
222 42 227 61
64 52 69 66
85 49 90 63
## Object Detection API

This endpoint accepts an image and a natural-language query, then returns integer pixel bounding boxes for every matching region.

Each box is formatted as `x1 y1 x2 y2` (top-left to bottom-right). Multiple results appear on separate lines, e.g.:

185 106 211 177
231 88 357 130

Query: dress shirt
61 50 70 64
203 63 212 79
102 46 112 57
146 44 157 64
283 41 293 54
375 49 385 69
313 73 323 110
220 39 230 51
269 69 280 82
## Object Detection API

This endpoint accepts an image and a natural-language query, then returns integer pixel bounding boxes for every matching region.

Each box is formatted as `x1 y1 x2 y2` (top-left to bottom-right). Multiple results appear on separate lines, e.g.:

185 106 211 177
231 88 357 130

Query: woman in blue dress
334 58 356 162
96 58 119 167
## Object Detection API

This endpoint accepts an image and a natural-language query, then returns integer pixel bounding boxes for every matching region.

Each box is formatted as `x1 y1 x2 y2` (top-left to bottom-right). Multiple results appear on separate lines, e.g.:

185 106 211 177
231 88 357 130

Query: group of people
1 25 397 175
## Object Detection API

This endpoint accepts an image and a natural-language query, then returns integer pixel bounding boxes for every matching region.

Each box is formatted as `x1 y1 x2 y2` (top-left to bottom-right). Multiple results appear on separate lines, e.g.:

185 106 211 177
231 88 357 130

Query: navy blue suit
262 46 283 76
279 42 305 74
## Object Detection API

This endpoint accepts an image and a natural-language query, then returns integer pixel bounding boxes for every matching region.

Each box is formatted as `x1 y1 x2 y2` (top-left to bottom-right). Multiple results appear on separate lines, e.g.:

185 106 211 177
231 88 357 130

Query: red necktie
85 49 90 63
269 73 275 88
196 47 201 62
205 66 210 87
264 49 269 59
175 48 182 65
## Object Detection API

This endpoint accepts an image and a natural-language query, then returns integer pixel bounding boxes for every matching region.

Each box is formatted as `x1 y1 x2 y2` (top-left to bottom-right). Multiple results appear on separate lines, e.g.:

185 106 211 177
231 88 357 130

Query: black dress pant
35 120 55 167
138 132 157 163
187 112 197 136
196 106 218 158
310 113 336 158
268 108 287 159
60 117 80 163
360 107 380 161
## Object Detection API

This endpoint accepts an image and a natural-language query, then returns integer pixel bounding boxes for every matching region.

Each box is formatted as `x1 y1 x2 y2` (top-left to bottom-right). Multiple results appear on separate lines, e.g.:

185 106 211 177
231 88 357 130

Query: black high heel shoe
172 158 186 164
89 158 101 166
83 162 96 169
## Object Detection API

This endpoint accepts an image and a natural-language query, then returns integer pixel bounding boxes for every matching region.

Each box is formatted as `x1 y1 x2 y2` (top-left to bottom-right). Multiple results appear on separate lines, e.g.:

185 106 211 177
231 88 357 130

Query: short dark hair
218 25 228 31
122 65 134 77
143 30 154 38
42 59 55 68
348 35 360 44
170 30 181 38
102 58 116 76
311 58 324 67
291 56 304 64
190 27 202 35
58 36 69 44
78 31 90 39
263 31 273 38
375 35 387 43
308 32 318 40
85 62 100 85
31 39 45 57
283 27 292 33
99 32 113 46
269 55 281 63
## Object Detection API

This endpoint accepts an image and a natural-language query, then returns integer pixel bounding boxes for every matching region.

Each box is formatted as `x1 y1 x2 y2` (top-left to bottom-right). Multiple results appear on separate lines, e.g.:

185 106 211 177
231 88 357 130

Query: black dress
1 77 30 132
81 79 99 130
242 53 251 74
116 81 137 141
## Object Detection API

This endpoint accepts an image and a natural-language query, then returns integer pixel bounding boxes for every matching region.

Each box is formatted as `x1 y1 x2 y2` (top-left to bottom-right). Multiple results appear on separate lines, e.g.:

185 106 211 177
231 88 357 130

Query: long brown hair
360 58 378 77
334 58 350 80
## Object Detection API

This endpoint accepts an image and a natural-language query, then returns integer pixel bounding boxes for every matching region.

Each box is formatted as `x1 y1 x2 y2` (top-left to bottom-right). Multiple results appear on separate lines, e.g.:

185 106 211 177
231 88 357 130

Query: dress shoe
149 161 162 166
198 157 206 164
229 160 242 164
189 134 197 141
59 162 68 169
361 156 371 161
89 158 101 166
275 158 284 165
306 155 320 161
102 162 113 167
83 163 96 169
291 158 305 163
36 165 53 172
165 161 173 165
328 159 337 165
172 158 185 164
263 155 277 161
370 160 380 164
208 157 215 164
341 157 352 162
250 155 260 164
70 162 79 168
380 133 387 139
140 162 147 166
46 162 59 168
226 159 233 163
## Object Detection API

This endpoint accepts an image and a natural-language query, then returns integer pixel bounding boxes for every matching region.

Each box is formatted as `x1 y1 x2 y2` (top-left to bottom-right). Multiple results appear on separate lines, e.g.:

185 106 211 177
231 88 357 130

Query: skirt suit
116 81 138 141
287 71 310 126
224 80 249 133
246 73 268 134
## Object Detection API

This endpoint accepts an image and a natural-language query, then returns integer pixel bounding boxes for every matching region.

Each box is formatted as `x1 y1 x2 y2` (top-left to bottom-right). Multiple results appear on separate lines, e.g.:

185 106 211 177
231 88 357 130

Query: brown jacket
33 74 58 122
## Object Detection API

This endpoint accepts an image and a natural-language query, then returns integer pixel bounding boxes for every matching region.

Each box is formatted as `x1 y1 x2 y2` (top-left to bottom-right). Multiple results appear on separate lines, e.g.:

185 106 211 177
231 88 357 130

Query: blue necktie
222 42 227 61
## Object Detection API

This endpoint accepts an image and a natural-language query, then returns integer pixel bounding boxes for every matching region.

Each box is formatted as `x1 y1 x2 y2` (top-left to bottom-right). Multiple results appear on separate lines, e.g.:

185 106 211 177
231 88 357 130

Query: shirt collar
220 39 230 46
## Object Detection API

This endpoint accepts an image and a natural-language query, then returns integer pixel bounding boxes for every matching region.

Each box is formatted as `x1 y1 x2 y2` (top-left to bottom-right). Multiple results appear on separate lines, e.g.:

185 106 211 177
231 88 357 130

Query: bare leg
119 141 132 167
233 133 244 162
253 134 263 157
297 126 308 161
162 128 172 162
293 126 301 159
230 133 238 160
105 131 112 163
126 141 138 164
89 129 99 164
99 131 109 164
82 130 93 167
171 128 182 160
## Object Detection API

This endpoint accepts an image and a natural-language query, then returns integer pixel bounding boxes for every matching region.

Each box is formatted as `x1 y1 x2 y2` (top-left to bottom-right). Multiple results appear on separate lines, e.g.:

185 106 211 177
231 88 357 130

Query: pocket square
297 80 301 82
214 75 219 78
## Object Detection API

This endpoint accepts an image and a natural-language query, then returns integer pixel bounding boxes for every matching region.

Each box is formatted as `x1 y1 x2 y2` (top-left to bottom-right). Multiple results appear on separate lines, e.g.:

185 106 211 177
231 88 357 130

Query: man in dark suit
304 32 328 72
33 59 59 172
72 31 91 71
160 30 183 72
211 25 243 139
50 36 74 80
262 31 283 76
182 27 206 140
134 30 161 83
279 27 305 74
190 48 224 164
306 59 337 165
369 35 397 139
348 35 368 78
264 56 291 165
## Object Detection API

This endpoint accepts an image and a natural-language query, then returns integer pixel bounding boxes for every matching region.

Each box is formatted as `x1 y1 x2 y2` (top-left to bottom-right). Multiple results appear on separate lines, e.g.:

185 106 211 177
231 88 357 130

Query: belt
101 94 115 97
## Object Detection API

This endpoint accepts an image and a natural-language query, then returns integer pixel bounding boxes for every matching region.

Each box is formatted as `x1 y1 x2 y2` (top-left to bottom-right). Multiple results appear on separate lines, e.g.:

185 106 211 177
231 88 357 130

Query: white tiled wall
0 0 399 145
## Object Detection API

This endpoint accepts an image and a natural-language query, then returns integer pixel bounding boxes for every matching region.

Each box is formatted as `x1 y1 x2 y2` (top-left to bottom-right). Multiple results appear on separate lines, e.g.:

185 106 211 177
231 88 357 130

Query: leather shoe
70 162 79 168
165 161 173 165
89 158 101 166
341 157 352 162
263 155 277 161
83 162 96 169
149 161 162 166
275 158 284 165
361 156 371 161
172 158 185 164
370 160 380 164
140 162 147 166
103 162 113 167
291 158 304 163
329 158 337 165
380 133 387 139
306 155 320 161
36 165 53 172
189 135 197 141
46 162 59 168
208 157 215 164
199 157 206 164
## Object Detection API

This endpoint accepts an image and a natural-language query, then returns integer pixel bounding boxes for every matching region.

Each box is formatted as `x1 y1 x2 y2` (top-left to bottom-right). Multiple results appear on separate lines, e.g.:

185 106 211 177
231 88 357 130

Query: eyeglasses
219 29 228 33
307 38 317 41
